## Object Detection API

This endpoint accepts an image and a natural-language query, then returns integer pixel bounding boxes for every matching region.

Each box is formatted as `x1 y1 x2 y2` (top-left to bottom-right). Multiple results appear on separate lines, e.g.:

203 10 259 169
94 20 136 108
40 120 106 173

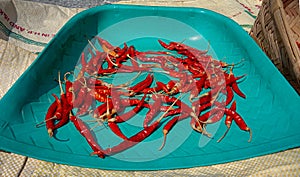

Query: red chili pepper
73 77 86 93
143 94 162 127
95 36 116 54
98 68 117 76
43 100 58 137
177 49 196 60
73 86 88 109
226 86 234 105
224 106 252 142
136 55 168 67
115 44 130 65
225 69 246 98
94 91 110 103
111 94 147 123
51 93 63 119
103 120 160 156
108 122 128 140
217 101 236 142
126 45 139 69
128 74 153 95
143 104 173 112
158 39 175 50
118 64 153 73
176 42 208 56
116 43 128 58
94 85 111 96
163 107 181 118
156 81 170 93
166 80 176 91
189 77 206 101
87 48 106 69
204 109 225 124
231 82 246 98
70 114 105 158
53 94 72 129
142 82 163 94
198 103 221 122
93 100 114 119
64 73 74 107
159 116 179 150
76 89 94 116
120 98 143 107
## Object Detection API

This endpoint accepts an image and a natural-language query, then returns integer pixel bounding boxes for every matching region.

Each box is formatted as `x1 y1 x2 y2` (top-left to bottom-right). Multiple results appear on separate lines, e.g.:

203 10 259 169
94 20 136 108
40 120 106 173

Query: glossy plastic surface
0 4 299 170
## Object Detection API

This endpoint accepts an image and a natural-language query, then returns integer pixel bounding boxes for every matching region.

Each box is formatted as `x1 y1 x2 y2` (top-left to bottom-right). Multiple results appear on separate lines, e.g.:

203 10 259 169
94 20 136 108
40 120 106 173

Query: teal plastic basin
0 4 299 170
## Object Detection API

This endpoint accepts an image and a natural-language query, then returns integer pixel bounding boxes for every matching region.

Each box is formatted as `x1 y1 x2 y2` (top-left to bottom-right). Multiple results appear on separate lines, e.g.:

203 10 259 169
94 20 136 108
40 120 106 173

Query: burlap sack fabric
0 0 299 176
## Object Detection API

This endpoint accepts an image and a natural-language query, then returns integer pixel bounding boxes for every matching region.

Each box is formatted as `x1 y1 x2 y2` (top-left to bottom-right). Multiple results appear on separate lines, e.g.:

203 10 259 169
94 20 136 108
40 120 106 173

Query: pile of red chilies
39 36 252 158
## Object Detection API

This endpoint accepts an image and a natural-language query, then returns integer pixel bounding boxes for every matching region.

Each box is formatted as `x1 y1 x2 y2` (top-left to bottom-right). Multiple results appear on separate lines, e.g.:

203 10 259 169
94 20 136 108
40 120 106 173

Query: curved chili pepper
158 39 175 50
73 86 88 109
159 116 179 151
163 107 181 118
204 109 225 124
143 94 162 128
126 45 139 69
128 73 153 95
87 48 106 70
98 68 117 75
93 100 114 119
77 52 87 79
231 82 246 98
51 93 63 119
108 122 128 140
226 86 234 105
53 94 72 129
189 79 204 101
180 76 195 94
111 94 147 123
94 85 111 96
159 112 189 150
94 91 110 103
76 89 94 116
64 76 74 107
103 120 160 156
225 69 246 98
142 104 173 112
70 114 105 158
217 101 236 142
115 45 130 65
156 81 170 93
73 77 86 93
95 36 116 53
44 100 58 137
224 107 252 142
118 64 153 73
115 43 128 58
136 55 168 67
